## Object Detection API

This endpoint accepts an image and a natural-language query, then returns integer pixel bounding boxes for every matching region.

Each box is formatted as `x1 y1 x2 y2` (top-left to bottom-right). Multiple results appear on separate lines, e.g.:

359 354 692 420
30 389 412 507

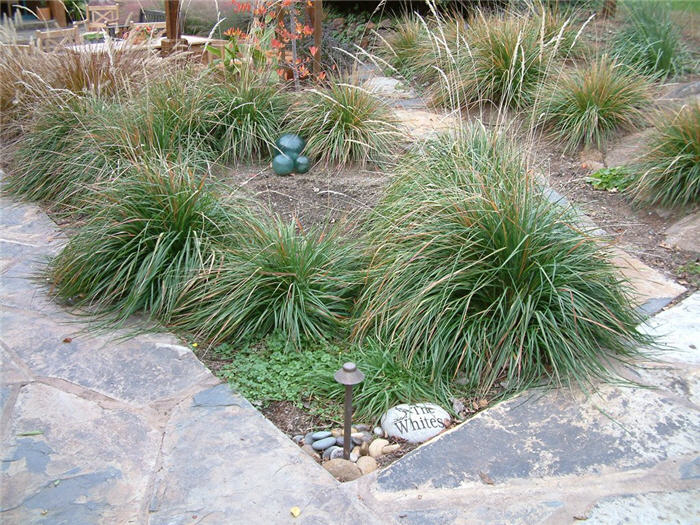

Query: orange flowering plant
210 0 323 85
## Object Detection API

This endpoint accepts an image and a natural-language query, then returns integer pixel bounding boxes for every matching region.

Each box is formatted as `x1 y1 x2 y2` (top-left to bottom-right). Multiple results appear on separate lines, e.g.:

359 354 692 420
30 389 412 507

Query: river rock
355 424 370 432
301 445 320 461
331 428 343 437
311 430 332 440
369 438 389 458
323 445 342 460
383 443 401 455
330 447 345 460
336 436 345 447
323 459 362 482
303 432 315 445
373 426 385 437
292 434 304 445
356 456 378 475
359 441 370 456
350 451 359 462
312 436 337 451
380 403 451 444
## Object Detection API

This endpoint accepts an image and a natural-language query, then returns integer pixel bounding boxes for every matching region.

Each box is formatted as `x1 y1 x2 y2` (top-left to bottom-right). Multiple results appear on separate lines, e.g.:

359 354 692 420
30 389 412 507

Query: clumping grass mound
0 43 165 137
430 13 551 109
631 102 700 209
170 220 362 346
206 69 289 163
47 158 244 324
288 81 401 168
612 0 691 79
119 71 217 168
5 96 127 208
377 13 429 78
535 56 651 152
356 124 650 394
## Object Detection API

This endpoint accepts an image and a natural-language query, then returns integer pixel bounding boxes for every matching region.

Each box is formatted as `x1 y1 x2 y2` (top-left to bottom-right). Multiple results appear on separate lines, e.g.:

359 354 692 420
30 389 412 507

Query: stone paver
0 198 385 524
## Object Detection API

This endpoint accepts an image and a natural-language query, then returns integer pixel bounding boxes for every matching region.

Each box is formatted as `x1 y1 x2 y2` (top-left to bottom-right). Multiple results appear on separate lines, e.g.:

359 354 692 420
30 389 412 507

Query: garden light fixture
334 362 364 460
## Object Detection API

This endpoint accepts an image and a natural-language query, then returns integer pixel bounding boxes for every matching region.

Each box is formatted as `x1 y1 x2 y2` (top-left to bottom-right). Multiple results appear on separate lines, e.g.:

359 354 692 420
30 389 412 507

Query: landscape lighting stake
334 362 364 460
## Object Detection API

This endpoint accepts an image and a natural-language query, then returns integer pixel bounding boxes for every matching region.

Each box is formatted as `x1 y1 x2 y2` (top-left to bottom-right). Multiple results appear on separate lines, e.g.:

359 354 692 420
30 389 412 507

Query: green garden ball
294 155 311 174
272 154 295 176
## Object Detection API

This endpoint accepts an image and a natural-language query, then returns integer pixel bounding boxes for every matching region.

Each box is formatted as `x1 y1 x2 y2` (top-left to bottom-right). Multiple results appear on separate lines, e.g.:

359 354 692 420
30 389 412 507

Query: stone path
1 188 697 523
0 197 384 524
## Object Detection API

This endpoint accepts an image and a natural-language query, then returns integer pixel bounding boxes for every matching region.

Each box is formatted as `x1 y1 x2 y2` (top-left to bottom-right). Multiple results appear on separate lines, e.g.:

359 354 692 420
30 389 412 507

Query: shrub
46 158 244 324
288 81 401 168
169 220 362 346
612 0 691 79
205 70 289 163
534 56 650 152
356 124 650 394
630 102 700 208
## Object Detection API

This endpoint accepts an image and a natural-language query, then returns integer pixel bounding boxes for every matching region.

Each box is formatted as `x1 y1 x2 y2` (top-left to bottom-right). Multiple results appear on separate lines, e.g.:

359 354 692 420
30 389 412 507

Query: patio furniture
84 3 119 31
127 21 166 40
34 26 80 51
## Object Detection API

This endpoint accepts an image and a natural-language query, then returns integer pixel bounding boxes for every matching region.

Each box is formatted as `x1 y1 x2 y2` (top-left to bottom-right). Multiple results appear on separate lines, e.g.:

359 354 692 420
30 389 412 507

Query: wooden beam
162 0 185 56
312 0 322 76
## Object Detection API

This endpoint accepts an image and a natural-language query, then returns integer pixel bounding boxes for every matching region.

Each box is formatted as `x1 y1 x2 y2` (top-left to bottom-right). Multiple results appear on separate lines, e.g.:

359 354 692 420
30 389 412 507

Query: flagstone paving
1 191 697 524
0 197 384 524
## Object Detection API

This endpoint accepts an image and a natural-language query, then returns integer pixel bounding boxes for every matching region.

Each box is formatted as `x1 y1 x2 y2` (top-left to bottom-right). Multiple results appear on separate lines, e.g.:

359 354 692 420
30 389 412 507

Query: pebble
323 445 342 461
303 432 315 445
373 426 385 437
336 436 345 447
330 448 345 460
369 438 389 458
311 430 332 440
301 445 320 461
349 451 359 462
331 428 343 438
355 424 370 432
356 456 378 475
312 437 337 451
323 459 362 482
292 435 304 445
359 441 370 456
383 444 400 455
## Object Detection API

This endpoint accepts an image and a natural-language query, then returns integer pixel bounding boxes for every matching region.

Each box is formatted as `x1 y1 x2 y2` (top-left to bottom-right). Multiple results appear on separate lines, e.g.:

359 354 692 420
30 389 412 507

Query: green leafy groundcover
216 334 463 422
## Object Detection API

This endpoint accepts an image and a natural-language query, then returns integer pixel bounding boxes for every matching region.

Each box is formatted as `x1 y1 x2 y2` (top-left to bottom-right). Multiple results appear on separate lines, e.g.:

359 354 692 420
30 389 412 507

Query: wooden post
312 0 322 76
161 0 185 55
48 0 67 27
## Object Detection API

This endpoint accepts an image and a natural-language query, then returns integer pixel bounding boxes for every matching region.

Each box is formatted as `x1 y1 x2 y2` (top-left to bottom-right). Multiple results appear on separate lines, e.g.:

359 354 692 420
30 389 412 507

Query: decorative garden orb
276 134 306 155
272 153 295 176
295 155 311 174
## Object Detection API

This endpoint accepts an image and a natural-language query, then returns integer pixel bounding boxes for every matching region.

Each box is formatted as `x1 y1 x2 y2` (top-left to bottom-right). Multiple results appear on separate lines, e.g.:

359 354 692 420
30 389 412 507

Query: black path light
334 362 364 460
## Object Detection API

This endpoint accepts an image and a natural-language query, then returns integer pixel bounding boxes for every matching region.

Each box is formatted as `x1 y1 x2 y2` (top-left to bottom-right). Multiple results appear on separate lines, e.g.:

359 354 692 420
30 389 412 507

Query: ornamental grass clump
47 158 246 324
376 13 430 78
119 71 217 168
205 69 289 163
288 81 401 168
356 124 650 394
630 102 700 209
429 12 552 110
534 56 651 152
169 220 362 346
4 95 127 209
612 0 691 79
